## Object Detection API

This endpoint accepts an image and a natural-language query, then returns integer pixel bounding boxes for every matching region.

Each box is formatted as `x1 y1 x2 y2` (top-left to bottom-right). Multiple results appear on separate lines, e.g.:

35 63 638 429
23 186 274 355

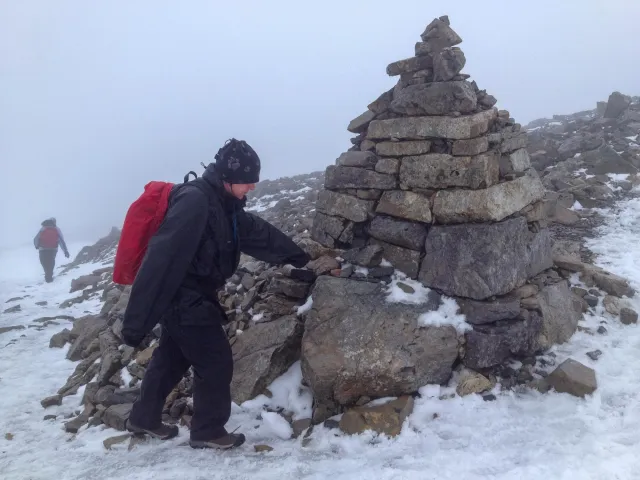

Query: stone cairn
311 17 583 378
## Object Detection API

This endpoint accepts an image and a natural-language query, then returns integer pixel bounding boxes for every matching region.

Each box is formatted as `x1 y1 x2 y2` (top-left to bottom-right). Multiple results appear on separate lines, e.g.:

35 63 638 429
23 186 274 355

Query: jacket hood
41 218 56 227
202 164 247 211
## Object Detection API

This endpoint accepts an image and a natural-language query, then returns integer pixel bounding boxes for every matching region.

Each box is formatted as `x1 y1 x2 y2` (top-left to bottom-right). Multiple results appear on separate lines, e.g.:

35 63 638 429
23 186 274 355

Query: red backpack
39 227 59 249
113 171 198 285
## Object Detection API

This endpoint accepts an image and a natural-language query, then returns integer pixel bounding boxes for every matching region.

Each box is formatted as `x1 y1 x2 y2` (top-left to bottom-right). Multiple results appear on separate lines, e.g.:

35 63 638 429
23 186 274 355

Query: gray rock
400 152 499 190
604 91 631 119
376 190 432 224
463 312 542 369
534 281 582 350
452 136 489 156
368 89 393 115
500 132 528 153
70 274 102 293
374 158 400 175
336 151 378 168
49 328 72 348
67 316 108 362
458 298 521 325
102 404 133 431
269 277 312 299
584 295 599 308
386 55 433 76
581 146 637 175
369 239 422 279
3 304 21 314
231 315 303 404
367 108 497 141
347 110 376 134
367 216 428 251
390 81 476 116
620 307 638 325
301 276 456 420
41 395 62 408
432 169 546 224
419 17 462 51
546 358 597 398
97 330 122 386
500 149 531 174
375 140 432 157
432 47 466 81
586 350 602 361
307 255 340 276
557 133 603 160
324 166 396 190
420 217 552 300
311 212 348 247
316 190 375 223
341 245 384 268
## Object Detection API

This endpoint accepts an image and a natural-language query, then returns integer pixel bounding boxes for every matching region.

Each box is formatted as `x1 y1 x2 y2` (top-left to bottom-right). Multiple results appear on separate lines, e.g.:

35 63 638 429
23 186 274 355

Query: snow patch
295 295 313 315
418 296 471 333
385 273 432 304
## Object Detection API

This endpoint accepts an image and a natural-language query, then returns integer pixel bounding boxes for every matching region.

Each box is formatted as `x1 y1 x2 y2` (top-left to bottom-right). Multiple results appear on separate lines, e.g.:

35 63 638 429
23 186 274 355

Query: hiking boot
189 432 246 450
126 419 179 440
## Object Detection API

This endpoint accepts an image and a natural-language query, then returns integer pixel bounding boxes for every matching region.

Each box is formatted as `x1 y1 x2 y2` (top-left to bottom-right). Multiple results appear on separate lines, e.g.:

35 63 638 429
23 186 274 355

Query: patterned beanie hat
214 138 261 184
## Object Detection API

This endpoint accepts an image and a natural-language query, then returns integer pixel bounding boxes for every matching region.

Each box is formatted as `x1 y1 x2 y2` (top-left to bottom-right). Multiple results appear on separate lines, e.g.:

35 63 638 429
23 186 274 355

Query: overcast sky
1 0 639 249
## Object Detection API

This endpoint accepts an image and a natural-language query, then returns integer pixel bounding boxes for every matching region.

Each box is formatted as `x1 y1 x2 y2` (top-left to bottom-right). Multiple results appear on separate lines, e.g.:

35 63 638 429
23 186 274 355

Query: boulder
386 55 433 76
336 151 378 168
347 110 376 134
399 152 499 190
324 166 396 190
367 216 428 251
66 316 108 362
268 277 312 299
420 217 552 300
231 315 303 404
301 277 456 420
390 81 476 116
419 16 462 51
102 404 133 431
458 298 521 325
546 359 597 398
463 312 542 369
533 281 582 350
456 370 493 396
369 239 422 279
367 108 497 141
432 169 545 224
316 191 375 223
500 149 531 174
582 266 635 297
604 91 631 119
376 190 432 224
432 47 466 81
375 158 400 175
375 141 432 157
620 307 638 325
580 146 637 175
70 274 102 293
452 137 489 156
339 396 414 437
341 245 384 268
311 212 349 247
557 133 603 160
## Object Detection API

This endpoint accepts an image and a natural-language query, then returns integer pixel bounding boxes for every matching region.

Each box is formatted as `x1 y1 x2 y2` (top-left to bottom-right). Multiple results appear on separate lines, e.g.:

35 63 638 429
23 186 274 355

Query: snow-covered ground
2 201 640 479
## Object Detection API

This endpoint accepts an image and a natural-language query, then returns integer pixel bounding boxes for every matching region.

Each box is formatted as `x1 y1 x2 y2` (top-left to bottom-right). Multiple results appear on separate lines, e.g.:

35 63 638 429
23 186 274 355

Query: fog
1 0 639 249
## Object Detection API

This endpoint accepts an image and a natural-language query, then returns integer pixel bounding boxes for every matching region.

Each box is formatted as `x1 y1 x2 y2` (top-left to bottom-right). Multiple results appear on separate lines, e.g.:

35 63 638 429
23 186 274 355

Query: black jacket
121 166 310 346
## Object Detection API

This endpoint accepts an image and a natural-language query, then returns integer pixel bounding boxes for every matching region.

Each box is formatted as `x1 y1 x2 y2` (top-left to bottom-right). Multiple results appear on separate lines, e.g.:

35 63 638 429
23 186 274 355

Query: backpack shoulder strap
183 171 198 183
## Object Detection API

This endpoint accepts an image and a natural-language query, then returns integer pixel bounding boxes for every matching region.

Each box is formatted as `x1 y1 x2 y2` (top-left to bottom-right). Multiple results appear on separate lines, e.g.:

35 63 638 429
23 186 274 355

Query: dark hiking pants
128 319 233 441
39 249 57 282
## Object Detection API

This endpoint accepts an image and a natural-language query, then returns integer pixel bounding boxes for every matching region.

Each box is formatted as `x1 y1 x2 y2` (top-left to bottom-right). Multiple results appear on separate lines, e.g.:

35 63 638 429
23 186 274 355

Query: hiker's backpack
113 171 199 285
39 227 59 249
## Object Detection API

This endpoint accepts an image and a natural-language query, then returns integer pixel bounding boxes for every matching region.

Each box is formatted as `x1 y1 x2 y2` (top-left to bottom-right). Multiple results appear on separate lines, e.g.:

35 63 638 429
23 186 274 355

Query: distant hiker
117 139 310 450
33 217 70 283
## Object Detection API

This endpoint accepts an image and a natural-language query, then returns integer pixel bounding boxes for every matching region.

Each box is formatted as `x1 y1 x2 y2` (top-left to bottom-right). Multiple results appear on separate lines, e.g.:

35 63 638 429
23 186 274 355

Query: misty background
1 0 639 250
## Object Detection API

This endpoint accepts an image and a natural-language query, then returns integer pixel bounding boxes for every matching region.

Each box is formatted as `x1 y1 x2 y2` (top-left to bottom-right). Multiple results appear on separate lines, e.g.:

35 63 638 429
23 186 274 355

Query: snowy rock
70 274 101 293
456 370 493 396
546 359 597 398
339 396 414 437
102 404 133 431
3 304 21 314
40 395 62 408
231 315 303 404
66 316 107 362
582 266 635 297
620 307 638 325
301 276 456 421
369 239 422 279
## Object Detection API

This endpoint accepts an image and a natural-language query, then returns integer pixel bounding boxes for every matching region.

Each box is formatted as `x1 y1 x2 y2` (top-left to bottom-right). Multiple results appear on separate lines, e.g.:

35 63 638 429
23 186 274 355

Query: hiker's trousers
129 319 233 440
39 249 57 282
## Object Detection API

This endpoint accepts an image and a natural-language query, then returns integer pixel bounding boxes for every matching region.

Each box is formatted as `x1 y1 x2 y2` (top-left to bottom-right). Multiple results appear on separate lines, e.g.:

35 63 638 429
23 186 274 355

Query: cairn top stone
418 17 463 53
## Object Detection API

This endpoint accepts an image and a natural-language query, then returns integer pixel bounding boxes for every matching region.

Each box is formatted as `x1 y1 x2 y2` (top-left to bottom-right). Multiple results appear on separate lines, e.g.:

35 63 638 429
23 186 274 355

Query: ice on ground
260 411 294 440
418 296 471 333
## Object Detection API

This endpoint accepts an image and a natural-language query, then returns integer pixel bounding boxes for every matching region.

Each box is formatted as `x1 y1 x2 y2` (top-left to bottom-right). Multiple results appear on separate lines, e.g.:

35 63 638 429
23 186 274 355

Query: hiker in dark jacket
33 218 70 283
122 139 311 450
